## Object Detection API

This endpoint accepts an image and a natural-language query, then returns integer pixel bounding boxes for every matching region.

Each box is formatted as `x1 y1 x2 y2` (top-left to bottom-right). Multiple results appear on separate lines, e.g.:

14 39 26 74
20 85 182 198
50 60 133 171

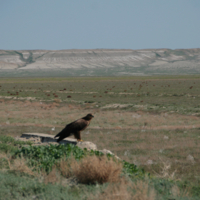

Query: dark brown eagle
54 113 94 142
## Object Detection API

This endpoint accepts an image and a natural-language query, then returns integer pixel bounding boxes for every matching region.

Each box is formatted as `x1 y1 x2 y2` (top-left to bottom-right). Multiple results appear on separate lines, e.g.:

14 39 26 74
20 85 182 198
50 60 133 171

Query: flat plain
0 75 200 184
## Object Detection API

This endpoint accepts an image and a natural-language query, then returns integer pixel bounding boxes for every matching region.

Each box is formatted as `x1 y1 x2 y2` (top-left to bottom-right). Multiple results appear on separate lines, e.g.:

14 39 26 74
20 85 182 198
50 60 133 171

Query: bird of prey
54 113 94 142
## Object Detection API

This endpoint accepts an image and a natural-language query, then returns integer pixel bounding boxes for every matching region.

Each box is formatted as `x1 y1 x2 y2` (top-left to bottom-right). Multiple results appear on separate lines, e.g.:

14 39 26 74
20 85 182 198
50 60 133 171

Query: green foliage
0 135 32 153
1 135 144 177
122 160 145 178
0 135 15 143
191 185 200 197
152 178 174 197
0 157 9 170
0 143 17 154
0 135 32 146
14 144 144 178
14 144 110 173
15 144 85 173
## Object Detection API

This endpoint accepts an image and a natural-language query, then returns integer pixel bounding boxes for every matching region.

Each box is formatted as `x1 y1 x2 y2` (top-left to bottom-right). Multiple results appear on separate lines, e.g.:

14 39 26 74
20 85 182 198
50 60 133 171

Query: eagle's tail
54 131 61 138
54 129 71 143
54 132 62 142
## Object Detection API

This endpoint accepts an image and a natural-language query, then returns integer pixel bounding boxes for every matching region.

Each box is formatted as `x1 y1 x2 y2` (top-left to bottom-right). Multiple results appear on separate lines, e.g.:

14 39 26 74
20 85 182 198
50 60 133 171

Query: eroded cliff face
0 48 200 77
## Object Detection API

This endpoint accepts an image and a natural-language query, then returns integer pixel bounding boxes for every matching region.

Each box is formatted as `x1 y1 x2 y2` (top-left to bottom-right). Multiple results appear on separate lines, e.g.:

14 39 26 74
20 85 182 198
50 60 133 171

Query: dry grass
8 157 35 176
89 178 190 200
132 181 156 200
0 153 36 177
171 185 190 198
71 155 122 184
59 157 77 178
43 166 60 184
89 179 132 200
39 155 122 186
151 157 177 180
0 153 8 160
89 179 156 200
0 153 10 171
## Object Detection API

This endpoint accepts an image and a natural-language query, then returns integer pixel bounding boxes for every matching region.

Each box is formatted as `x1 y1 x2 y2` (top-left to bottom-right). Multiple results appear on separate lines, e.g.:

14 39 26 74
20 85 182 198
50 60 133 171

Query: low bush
72 155 122 184
14 144 143 178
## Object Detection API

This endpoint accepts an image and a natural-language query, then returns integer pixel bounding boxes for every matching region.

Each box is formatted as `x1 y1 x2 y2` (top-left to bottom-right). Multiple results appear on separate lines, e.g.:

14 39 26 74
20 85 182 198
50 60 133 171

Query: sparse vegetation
1 76 200 199
1 76 200 115
0 135 200 199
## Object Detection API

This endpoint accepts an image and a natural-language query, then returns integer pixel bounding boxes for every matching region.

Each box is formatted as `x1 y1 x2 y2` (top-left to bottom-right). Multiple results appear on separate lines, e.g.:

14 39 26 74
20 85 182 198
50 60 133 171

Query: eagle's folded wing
66 119 88 131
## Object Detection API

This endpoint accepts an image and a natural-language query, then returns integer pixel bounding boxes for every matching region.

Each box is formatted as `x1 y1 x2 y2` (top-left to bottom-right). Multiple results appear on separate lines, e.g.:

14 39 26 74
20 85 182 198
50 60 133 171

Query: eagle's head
85 113 94 120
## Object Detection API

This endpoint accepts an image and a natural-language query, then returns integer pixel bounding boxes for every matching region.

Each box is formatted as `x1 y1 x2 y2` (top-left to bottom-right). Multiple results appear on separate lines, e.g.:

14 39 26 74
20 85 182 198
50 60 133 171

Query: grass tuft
59 157 77 178
8 157 35 176
89 179 156 200
132 180 156 200
72 155 122 184
44 166 60 185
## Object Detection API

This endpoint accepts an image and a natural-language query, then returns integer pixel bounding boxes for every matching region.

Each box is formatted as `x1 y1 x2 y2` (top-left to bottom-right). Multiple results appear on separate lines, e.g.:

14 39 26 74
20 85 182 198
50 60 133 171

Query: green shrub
14 144 145 178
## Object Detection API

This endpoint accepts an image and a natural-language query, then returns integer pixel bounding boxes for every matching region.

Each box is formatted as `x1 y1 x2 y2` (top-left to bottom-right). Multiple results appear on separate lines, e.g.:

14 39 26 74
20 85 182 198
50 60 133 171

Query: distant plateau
0 48 200 77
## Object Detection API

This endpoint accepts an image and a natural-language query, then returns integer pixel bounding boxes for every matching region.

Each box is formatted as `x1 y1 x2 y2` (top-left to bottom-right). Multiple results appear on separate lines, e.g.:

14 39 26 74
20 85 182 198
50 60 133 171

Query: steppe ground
0 75 200 183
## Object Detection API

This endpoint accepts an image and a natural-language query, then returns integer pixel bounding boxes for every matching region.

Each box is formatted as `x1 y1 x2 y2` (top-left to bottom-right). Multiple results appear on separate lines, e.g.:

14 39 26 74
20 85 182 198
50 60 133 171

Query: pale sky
0 0 200 50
